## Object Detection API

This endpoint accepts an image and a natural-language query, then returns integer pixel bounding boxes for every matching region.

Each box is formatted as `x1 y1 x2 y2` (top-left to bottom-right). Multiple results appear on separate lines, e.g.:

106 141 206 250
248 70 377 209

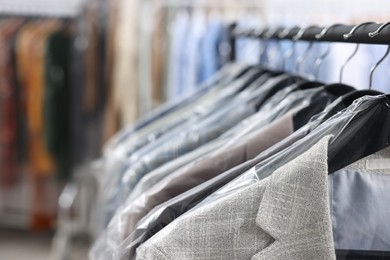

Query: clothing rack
229 22 390 65
232 23 390 45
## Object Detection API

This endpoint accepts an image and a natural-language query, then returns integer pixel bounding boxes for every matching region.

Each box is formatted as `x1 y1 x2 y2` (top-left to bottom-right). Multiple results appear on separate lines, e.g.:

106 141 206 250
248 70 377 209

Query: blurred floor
0 228 89 260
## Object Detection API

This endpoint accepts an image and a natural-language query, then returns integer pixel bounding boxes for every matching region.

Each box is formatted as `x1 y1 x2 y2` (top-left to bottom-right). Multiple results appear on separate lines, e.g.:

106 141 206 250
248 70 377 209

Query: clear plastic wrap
114 66 255 158
102 64 241 151
100 64 249 187
116 73 296 198
99 66 261 223
102 63 249 157
112 95 390 260
117 87 316 216
120 79 305 205
110 66 261 165
90 85 341 260
126 139 226 203
124 84 313 203
108 93 350 255
133 136 336 260
117 127 308 260
116 102 257 206
194 95 385 210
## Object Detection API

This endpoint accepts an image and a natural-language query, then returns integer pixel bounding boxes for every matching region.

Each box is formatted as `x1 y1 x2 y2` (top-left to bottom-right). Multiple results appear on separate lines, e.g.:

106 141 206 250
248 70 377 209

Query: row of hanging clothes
161 7 261 102
91 22 390 260
0 17 74 231
0 4 105 233
129 0 263 123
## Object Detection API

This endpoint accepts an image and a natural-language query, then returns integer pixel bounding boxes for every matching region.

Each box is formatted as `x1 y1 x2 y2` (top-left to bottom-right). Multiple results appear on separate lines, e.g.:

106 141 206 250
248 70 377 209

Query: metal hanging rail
232 23 390 45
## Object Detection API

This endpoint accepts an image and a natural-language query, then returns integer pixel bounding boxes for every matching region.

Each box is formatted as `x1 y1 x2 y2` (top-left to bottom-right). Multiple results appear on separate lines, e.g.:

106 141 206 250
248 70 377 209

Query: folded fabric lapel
253 136 336 260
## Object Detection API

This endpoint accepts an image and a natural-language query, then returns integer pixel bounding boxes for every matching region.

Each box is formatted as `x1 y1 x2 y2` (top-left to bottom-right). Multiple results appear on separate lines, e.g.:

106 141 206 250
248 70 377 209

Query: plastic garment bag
114 78 306 208
191 95 390 212
101 68 273 223
118 74 295 192
124 88 329 211
103 63 247 152
100 66 260 224
102 64 250 175
113 96 390 256
128 95 390 260
89 87 341 260
105 91 347 259
101 63 248 180
113 66 262 168
126 85 335 203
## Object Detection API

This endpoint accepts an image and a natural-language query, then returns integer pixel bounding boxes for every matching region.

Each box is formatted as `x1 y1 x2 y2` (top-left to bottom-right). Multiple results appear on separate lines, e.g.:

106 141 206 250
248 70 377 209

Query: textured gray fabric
136 137 336 260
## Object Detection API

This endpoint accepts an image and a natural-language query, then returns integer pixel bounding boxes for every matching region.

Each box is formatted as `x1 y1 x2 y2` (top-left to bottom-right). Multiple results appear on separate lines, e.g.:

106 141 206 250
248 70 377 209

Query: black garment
44 30 72 180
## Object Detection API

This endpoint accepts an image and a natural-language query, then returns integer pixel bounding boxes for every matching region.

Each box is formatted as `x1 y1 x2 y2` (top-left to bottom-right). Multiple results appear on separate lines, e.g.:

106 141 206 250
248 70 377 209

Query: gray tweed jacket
136 136 336 260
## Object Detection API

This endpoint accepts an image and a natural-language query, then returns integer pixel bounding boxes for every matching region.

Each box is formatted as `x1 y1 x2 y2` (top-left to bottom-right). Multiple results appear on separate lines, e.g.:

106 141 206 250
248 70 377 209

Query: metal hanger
255 27 270 67
277 26 297 71
313 24 343 79
294 26 319 75
266 27 285 70
368 22 390 89
261 27 279 68
339 22 378 83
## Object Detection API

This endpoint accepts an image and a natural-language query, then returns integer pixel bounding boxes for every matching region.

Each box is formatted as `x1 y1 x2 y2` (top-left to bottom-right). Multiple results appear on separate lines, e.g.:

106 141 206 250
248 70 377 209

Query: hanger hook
343 22 377 39
368 22 390 89
278 27 291 39
264 27 278 39
313 24 343 79
294 26 318 74
262 27 280 69
293 26 308 41
296 42 314 75
278 26 298 71
272 27 286 70
315 24 342 40
232 25 245 37
340 22 378 83
258 27 271 67
369 22 390 38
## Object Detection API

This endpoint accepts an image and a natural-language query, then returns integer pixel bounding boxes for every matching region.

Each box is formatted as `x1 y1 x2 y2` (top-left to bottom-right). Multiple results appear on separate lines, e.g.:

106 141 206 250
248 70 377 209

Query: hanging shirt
167 11 190 101
198 16 223 83
181 10 207 97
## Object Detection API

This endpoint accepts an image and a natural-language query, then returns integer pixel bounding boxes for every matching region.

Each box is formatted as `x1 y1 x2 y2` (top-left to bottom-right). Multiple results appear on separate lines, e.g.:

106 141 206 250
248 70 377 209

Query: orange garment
17 20 61 178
